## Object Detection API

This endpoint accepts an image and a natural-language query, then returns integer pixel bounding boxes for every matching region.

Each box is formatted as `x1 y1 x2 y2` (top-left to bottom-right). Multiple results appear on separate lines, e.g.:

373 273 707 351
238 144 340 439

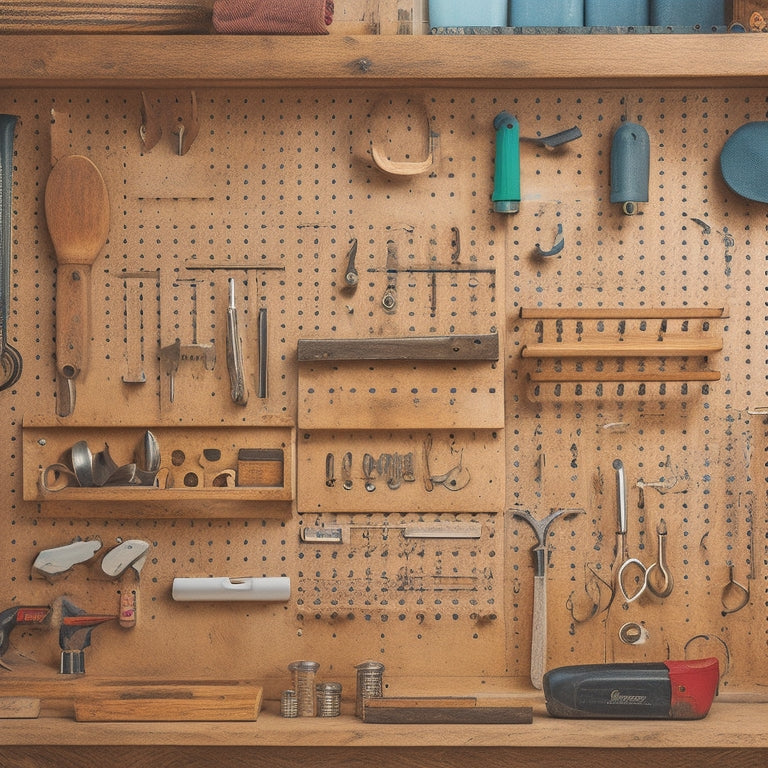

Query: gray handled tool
226 278 248 405
513 506 585 690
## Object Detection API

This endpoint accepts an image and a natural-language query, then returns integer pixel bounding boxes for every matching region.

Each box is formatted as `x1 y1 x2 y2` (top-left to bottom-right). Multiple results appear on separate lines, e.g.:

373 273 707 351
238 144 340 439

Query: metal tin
355 660 385 718
288 660 320 717
280 689 298 718
650 0 725 27
509 0 585 27
428 0 507 27
316 681 343 717
585 0 648 26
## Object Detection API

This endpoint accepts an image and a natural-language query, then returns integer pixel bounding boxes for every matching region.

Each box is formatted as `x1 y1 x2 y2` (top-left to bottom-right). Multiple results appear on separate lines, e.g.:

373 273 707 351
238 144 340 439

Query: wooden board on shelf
74 683 263 722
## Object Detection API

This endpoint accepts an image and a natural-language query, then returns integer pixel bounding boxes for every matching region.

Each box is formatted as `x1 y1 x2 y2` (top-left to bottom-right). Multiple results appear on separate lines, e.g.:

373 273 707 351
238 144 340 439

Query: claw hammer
513 507 585 689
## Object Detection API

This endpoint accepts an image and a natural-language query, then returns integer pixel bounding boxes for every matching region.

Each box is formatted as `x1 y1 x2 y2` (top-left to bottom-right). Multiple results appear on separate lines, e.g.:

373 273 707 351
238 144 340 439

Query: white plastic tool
171 576 291 602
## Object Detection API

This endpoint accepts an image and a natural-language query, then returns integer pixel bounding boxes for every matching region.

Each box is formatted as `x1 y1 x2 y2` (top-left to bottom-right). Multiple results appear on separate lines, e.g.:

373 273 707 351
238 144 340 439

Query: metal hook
566 564 604 623
720 565 750 616
645 519 674 598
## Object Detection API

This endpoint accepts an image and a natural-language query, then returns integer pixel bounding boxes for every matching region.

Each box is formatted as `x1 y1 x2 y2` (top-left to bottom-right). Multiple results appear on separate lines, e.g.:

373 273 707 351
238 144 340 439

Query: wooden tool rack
0 13 766 768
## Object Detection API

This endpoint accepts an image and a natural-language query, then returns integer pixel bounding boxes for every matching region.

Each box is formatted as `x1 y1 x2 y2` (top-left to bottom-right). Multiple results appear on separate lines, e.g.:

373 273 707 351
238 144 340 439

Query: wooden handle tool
44 155 110 399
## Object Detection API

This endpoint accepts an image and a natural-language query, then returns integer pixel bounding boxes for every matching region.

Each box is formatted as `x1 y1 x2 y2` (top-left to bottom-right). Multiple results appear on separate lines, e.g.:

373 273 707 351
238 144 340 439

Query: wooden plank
1 35 768 89
0 698 40 719
0 2 212 33
519 307 726 320
361 705 533 724
297 334 499 362
74 684 263 722
298 362 504 430
527 369 721 383
520 339 723 359
364 696 478 708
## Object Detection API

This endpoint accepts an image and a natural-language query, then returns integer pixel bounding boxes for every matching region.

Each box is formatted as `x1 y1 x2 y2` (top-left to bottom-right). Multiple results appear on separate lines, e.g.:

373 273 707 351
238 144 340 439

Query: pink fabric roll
213 0 334 35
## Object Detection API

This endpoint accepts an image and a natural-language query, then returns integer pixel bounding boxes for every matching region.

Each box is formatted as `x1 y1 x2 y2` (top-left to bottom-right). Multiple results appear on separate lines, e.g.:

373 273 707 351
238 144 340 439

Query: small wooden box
237 448 284 487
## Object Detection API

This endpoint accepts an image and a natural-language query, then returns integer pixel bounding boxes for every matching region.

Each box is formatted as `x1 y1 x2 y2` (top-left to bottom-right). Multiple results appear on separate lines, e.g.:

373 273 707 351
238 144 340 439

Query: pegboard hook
171 91 199 156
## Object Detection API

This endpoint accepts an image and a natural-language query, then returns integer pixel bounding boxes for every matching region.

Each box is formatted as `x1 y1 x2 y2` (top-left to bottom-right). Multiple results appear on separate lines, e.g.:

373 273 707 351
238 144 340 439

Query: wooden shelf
22 423 295 516
0 702 765 749
0 33 767 88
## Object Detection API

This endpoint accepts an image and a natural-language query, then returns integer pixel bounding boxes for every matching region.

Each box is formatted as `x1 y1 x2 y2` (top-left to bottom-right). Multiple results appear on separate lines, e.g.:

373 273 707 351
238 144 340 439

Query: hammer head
58 598 116 651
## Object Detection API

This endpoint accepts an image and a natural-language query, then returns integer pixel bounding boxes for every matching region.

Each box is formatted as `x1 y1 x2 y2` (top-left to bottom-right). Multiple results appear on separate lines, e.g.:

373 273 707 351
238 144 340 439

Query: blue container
611 122 650 213
650 0 725 27
429 0 507 27
509 0 584 27
586 0 649 26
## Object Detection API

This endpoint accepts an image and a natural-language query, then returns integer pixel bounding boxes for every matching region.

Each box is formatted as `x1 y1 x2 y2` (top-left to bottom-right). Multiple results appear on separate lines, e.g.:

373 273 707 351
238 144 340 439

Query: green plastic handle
492 111 520 213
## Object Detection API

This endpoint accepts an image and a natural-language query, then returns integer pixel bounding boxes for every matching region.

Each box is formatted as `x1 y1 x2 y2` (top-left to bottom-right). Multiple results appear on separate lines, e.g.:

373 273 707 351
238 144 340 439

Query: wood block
237 448 284 487
364 696 478 709
0 698 41 719
360 704 533 725
74 683 263 722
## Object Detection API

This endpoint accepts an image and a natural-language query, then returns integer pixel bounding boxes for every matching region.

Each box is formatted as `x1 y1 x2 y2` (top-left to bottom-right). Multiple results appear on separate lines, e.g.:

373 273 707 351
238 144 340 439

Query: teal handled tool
492 112 521 213
492 113 582 214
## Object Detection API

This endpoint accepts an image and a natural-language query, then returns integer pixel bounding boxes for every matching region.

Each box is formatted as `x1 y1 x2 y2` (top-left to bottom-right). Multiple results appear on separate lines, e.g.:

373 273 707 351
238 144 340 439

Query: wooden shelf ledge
0 702 765 749
520 339 723 359
1 34 768 88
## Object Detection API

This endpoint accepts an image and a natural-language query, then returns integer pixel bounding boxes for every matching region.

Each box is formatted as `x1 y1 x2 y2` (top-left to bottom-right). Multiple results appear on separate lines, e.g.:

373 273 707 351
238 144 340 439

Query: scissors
612 459 674 603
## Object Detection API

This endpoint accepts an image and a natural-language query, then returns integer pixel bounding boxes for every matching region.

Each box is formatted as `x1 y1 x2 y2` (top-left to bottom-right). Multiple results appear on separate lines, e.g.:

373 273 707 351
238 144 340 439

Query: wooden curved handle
56 263 91 379
530 573 547 690
371 132 436 176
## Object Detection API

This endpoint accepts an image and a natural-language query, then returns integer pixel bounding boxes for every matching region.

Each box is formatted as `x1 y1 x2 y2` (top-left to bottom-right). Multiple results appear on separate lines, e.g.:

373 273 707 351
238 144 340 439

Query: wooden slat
0 2 211 34
297 334 499 362
361 704 533 724
0 698 40 719
1 35 768 89
364 696 478 709
520 339 723 359
74 684 263 722
519 307 727 320
527 369 721 383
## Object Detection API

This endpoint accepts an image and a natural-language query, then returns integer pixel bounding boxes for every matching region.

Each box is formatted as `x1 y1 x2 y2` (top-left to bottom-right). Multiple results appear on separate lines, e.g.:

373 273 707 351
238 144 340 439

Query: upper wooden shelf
1 33 767 89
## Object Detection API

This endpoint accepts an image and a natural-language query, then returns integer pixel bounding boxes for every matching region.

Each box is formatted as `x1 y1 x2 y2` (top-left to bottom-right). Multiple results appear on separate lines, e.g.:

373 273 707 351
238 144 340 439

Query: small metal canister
316 681 343 717
280 689 298 718
354 660 385 718
288 660 320 717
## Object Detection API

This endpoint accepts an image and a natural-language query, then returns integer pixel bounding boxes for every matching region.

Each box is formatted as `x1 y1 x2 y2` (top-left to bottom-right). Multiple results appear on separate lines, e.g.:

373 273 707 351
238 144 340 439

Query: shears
613 459 674 603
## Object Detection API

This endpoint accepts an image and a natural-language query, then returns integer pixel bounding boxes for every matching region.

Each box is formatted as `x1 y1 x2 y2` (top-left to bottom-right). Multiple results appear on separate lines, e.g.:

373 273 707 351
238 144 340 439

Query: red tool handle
665 658 719 719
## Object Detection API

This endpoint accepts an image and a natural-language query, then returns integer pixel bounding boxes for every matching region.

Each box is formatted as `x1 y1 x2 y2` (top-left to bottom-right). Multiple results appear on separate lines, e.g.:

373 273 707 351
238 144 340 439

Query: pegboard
0 84 765 698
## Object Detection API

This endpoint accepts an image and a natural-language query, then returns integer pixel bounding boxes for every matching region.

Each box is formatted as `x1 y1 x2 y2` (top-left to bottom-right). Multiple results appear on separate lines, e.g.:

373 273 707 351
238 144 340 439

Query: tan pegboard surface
0 85 764 697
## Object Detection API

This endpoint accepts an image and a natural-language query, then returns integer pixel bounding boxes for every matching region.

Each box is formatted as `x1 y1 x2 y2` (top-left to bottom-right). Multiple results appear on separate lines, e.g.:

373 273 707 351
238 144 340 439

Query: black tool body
544 658 719 720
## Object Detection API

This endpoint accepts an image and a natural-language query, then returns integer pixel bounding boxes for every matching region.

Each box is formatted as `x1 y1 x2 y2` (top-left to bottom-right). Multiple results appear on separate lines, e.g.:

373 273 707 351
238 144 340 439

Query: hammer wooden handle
530 573 547 690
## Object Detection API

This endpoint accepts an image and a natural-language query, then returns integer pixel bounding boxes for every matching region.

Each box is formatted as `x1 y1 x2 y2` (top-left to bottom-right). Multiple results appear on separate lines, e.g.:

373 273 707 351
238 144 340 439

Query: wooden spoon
44 155 110 386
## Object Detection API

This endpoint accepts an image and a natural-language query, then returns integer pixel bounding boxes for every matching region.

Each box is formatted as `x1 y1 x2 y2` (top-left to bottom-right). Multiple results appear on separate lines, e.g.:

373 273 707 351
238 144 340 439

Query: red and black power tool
543 658 719 720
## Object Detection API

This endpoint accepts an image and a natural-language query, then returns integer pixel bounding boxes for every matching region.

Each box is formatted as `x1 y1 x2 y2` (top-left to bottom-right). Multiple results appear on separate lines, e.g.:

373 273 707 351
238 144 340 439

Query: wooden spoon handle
56 263 90 380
